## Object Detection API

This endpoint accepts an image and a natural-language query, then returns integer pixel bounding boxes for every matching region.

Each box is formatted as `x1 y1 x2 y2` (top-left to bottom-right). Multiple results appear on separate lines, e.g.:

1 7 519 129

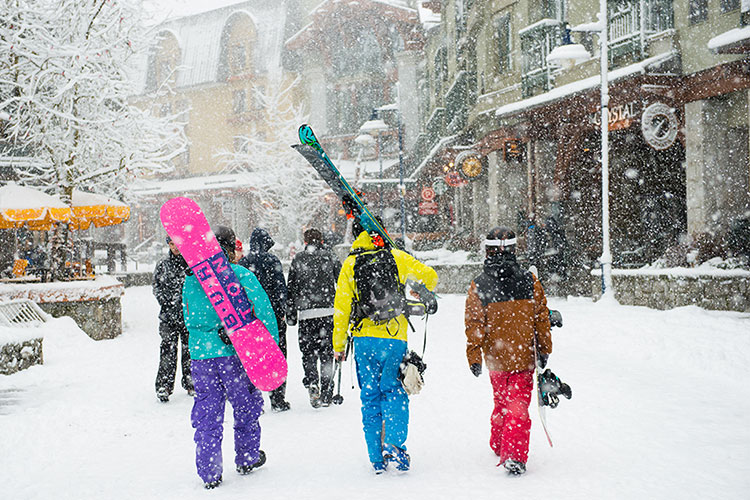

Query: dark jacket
464 253 552 373
238 228 287 320
153 250 189 325
286 242 341 322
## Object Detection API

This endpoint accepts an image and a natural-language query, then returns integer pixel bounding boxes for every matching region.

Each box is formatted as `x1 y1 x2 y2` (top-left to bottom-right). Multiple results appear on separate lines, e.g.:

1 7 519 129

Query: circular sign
455 150 483 180
432 177 448 196
421 186 436 201
641 102 679 150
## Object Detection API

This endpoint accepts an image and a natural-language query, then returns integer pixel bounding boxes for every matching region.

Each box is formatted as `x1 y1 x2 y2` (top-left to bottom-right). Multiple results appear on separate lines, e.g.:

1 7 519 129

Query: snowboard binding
537 369 572 408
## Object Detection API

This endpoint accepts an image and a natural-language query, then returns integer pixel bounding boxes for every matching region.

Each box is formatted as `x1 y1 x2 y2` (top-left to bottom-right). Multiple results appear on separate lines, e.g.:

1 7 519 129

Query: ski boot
204 476 222 489
538 369 572 408
383 443 410 472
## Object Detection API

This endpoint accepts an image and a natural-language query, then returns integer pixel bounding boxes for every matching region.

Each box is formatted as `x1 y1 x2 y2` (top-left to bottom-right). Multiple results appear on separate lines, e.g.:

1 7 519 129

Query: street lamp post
359 115 388 216
547 2 613 298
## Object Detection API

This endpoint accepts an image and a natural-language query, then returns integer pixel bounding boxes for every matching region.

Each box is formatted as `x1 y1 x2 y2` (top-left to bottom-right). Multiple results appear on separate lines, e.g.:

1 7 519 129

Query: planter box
0 277 125 340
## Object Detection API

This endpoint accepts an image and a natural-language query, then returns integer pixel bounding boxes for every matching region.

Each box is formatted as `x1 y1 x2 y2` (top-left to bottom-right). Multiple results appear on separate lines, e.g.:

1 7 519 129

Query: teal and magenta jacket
183 263 279 360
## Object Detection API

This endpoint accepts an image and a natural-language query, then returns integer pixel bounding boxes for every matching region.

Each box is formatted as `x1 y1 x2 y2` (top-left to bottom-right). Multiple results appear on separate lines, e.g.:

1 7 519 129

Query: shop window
688 0 708 24
496 13 512 74
721 0 740 12
232 90 246 115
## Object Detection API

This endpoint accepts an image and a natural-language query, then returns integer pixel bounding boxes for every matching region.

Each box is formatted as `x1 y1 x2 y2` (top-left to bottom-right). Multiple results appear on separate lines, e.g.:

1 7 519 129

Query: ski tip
298 124 315 145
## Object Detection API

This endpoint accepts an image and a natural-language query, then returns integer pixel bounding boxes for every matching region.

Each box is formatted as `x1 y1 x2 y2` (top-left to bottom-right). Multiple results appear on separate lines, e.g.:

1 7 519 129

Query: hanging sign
503 139 525 162
432 177 448 196
455 150 483 180
641 102 679 150
444 171 467 187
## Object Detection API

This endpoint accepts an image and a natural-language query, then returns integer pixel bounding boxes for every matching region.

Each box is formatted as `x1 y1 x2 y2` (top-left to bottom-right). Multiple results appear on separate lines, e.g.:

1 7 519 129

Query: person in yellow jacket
333 223 438 474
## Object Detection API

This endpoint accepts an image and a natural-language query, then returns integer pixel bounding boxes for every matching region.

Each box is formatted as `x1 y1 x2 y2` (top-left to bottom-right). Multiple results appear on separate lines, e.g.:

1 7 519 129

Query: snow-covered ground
1 287 749 499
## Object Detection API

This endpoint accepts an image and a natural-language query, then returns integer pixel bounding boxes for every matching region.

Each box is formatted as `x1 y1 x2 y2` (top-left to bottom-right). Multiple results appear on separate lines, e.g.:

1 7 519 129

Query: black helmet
485 226 516 255
214 225 236 257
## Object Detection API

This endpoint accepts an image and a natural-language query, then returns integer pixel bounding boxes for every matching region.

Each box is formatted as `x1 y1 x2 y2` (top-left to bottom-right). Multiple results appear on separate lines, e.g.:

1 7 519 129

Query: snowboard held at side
160 196 287 392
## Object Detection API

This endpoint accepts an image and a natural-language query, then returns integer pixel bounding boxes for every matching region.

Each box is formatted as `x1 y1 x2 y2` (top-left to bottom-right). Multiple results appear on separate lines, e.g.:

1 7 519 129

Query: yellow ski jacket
333 232 438 353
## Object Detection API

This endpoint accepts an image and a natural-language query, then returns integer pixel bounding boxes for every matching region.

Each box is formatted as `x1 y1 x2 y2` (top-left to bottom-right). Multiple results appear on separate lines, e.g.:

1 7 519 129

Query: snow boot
502 458 526 475
308 383 321 408
382 443 410 472
372 461 387 475
204 476 222 489
271 401 291 412
156 387 169 403
236 450 266 475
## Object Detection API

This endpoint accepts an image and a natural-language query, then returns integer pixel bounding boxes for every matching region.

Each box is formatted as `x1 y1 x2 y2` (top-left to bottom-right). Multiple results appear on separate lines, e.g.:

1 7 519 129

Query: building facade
412 0 750 293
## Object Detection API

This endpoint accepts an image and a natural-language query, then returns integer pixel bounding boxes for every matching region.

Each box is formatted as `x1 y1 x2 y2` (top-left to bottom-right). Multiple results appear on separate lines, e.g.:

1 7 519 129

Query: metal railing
0 299 49 328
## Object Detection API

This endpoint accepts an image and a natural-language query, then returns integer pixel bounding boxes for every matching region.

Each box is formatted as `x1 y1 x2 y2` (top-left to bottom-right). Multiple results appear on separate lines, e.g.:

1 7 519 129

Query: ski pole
332 360 344 405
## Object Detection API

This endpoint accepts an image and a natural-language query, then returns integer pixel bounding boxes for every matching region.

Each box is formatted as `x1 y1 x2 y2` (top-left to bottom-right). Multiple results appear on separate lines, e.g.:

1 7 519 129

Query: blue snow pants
190 355 264 483
353 336 409 464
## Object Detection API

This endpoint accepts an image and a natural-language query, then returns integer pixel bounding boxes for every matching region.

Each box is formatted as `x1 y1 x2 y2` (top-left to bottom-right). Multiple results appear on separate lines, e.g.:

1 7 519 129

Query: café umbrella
0 182 72 230
67 190 130 230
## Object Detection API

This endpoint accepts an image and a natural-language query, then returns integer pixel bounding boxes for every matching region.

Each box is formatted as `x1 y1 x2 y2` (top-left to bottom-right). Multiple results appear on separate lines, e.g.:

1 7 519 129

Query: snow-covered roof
417 1 441 29
707 26 750 53
136 2 286 92
130 172 259 197
495 51 676 119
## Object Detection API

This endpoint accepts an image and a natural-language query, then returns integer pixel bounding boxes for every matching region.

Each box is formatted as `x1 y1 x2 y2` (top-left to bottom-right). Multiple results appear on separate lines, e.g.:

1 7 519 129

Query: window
496 14 512 73
721 0 740 13
689 0 708 23
229 44 246 74
232 90 246 115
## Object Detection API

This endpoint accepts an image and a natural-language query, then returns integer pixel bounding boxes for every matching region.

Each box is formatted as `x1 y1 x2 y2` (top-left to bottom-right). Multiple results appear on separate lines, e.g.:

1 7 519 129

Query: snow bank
0 276 124 303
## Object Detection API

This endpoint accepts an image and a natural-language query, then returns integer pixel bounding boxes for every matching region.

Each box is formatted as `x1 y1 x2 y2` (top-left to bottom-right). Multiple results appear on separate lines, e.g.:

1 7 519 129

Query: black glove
470 363 482 377
286 315 297 327
538 353 549 369
217 327 232 346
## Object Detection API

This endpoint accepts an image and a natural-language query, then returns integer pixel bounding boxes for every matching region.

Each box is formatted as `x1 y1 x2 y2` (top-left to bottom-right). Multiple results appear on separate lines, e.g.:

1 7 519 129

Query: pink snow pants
489 370 534 463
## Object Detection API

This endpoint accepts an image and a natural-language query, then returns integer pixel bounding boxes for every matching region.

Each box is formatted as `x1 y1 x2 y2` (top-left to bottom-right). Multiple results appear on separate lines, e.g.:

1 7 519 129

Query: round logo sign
455 150 483 180
641 102 679 150
421 186 436 201
432 177 448 196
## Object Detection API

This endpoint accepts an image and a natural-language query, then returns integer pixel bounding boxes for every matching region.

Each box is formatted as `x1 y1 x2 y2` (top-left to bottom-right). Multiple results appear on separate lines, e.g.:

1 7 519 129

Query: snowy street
1 286 749 499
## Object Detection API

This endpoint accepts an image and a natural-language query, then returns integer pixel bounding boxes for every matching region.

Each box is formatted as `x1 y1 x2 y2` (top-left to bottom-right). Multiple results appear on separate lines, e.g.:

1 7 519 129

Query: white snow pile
0 288 749 499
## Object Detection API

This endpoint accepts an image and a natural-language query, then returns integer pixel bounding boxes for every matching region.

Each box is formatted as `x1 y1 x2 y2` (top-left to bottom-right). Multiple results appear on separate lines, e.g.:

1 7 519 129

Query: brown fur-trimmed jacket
465 258 552 373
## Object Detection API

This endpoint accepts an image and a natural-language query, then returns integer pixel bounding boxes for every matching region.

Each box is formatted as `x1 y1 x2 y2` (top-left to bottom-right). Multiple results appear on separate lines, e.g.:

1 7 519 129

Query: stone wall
0 337 43 375
591 270 750 311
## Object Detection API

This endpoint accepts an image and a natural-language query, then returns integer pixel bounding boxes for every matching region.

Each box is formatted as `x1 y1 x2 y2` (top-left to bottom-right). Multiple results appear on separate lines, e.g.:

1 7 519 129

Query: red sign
418 200 439 215
421 186 436 201
444 171 467 187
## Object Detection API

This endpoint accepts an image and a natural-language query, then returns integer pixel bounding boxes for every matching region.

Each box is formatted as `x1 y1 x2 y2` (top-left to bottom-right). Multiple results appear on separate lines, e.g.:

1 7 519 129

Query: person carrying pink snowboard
182 225 279 489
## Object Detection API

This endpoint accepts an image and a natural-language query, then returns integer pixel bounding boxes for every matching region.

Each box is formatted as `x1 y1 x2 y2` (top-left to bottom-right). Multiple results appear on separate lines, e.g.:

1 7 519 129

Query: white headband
484 237 517 247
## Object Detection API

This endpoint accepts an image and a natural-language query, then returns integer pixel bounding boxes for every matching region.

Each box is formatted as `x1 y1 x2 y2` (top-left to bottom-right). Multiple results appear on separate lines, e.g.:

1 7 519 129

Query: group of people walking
152 220 553 488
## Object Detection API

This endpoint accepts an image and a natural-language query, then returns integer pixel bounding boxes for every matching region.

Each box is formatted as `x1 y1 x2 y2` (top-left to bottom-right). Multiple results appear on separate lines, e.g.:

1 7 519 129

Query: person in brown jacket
465 226 552 475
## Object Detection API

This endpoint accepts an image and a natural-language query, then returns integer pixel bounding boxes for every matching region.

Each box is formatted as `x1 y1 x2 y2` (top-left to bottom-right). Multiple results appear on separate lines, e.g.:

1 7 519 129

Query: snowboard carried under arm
160 197 287 391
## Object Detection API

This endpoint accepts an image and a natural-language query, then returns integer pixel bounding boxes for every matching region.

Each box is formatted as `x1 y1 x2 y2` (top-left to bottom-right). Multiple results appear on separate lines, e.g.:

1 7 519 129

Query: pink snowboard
160 197 287 391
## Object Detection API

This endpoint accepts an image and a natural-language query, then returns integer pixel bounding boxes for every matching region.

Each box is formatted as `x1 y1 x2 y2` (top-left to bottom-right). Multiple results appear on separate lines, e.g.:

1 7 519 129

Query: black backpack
351 248 405 324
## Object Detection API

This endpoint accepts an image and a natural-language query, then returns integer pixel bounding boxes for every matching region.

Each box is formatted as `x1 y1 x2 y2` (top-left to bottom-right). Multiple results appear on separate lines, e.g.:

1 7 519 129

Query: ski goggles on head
483 237 516 248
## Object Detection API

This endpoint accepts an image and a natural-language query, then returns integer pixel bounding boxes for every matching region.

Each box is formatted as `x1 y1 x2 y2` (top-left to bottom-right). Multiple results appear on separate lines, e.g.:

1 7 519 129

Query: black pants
269 319 288 408
298 316 334 402
155 321 193 394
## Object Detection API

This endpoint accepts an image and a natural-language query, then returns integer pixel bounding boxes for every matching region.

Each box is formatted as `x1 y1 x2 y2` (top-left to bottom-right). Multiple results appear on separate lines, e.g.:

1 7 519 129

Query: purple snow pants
190 355 264 483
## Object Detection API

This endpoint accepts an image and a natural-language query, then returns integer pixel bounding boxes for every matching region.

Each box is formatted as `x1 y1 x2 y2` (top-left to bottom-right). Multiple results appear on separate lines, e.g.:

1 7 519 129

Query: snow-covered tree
0 0 186 277
218 76 330 247
0 0 186 198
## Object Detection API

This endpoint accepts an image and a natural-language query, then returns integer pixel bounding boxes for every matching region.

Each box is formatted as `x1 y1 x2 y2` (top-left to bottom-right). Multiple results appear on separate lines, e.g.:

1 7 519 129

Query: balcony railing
608 0 674 63
520 19 564 98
